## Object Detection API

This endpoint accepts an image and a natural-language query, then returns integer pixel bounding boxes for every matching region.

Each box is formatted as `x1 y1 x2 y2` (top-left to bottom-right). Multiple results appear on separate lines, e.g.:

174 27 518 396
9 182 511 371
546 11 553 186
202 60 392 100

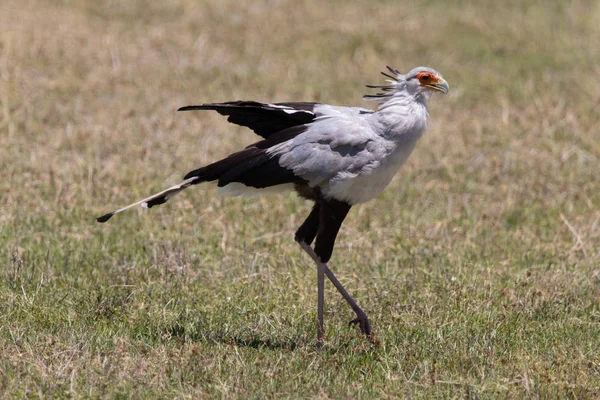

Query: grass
1 0 599 397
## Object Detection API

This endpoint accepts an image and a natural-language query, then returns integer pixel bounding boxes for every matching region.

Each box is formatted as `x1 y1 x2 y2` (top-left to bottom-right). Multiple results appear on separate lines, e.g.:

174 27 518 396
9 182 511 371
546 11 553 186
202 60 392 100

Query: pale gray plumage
263 67 446 204
97 66 449 341
268 102 427 204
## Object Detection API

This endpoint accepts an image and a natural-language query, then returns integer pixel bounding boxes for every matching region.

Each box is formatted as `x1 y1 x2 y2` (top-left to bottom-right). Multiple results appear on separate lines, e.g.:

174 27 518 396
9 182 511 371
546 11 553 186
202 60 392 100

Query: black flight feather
178 101 317 139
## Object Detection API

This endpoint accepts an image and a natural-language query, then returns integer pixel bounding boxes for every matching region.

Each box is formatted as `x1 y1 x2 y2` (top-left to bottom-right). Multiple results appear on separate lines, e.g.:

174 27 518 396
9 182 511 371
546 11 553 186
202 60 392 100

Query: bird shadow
163 324 304 351
229 336 301 351
162 323 377 353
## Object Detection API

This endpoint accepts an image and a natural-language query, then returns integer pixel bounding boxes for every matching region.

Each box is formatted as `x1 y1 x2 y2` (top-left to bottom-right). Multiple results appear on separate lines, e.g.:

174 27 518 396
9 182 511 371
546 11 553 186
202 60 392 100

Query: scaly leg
297 240 371 338
317 259 325 341
295 204 325 341
295 200 372 340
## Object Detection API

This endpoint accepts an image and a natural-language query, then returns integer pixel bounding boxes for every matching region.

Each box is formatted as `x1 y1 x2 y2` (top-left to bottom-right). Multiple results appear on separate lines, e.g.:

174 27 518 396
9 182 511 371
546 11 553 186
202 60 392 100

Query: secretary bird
97 66 449 341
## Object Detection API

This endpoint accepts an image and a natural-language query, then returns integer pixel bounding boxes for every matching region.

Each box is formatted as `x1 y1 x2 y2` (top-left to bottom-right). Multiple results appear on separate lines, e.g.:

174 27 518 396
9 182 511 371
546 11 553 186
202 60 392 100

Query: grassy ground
1 0 599 397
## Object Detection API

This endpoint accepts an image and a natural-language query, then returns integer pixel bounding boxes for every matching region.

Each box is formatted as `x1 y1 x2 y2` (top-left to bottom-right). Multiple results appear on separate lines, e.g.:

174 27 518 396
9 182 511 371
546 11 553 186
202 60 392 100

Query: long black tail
96 146 297 223
95 176 199 223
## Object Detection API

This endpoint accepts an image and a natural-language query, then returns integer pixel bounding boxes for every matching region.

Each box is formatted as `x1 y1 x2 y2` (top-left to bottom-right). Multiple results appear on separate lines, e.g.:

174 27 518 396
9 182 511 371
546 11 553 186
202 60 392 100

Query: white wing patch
267 104 315 115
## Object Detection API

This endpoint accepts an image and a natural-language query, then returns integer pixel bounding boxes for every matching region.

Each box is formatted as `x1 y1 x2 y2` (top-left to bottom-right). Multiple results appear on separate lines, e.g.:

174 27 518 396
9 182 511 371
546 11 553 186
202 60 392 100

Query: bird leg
295 204 325 341
297 241 371 338
317 257 325 341
295 200 372 341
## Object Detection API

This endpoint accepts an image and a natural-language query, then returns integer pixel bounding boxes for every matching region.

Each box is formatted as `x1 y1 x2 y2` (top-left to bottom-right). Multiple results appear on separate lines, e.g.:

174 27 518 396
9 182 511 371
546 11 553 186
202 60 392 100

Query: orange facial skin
416 72 442 86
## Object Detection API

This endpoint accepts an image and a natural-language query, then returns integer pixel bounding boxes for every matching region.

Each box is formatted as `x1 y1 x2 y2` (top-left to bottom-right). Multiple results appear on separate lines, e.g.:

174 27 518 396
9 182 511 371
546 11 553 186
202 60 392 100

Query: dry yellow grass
1 0 599 398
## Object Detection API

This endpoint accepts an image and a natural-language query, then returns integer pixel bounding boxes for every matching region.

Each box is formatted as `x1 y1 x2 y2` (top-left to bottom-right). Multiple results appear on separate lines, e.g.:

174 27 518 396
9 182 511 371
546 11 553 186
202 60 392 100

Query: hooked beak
426 78 449 94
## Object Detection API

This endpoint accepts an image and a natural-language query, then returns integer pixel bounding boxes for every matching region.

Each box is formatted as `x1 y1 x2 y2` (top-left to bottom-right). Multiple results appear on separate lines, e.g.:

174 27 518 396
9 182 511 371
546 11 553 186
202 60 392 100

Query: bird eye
419 74 430 81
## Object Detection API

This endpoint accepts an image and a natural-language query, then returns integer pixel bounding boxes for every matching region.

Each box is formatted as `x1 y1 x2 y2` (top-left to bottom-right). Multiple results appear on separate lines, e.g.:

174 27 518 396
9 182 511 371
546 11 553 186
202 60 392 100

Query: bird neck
372 93 429 140
378 90 428 111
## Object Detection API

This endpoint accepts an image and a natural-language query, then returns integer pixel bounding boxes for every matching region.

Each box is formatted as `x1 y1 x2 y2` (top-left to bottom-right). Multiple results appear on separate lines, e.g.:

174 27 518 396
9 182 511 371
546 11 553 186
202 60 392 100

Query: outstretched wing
178 101 317 138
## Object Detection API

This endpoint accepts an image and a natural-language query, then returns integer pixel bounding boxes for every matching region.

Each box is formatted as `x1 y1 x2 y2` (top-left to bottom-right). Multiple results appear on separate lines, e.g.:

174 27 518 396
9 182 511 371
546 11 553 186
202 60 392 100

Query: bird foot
349 312 373 340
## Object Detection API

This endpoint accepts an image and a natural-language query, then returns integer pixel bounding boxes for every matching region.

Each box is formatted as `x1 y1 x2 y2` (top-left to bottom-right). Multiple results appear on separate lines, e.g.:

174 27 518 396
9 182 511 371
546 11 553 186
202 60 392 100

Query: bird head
364 66 449 102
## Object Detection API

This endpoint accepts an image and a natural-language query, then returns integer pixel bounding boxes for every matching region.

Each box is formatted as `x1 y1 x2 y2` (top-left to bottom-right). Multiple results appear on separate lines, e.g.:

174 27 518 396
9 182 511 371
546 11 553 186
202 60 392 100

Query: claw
349 314 372 339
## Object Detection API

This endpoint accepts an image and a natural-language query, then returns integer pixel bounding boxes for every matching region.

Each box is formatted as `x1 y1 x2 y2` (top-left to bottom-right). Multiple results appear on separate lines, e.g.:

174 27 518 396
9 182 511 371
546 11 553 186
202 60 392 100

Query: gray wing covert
274 117 385 187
